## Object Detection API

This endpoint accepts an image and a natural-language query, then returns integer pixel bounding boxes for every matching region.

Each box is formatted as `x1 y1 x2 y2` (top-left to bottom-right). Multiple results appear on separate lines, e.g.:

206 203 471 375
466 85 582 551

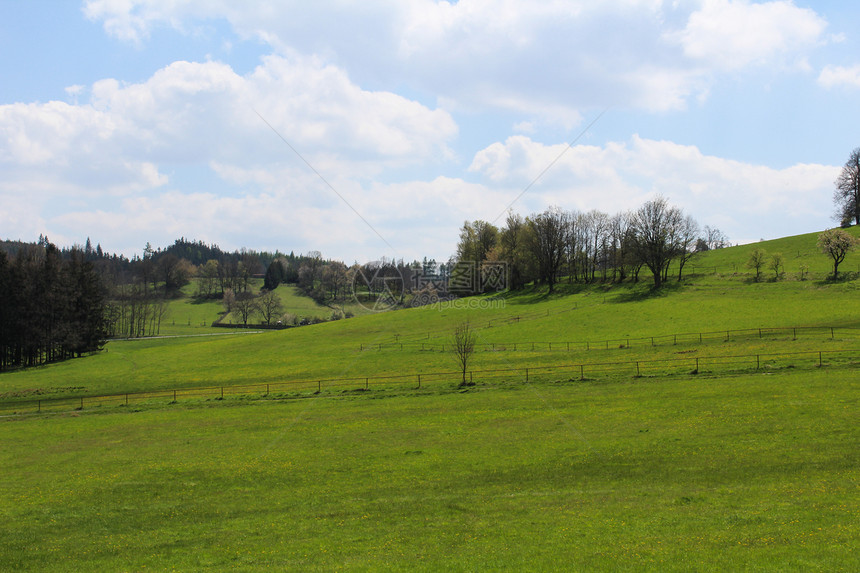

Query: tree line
455 196 729 294
0 242 107 371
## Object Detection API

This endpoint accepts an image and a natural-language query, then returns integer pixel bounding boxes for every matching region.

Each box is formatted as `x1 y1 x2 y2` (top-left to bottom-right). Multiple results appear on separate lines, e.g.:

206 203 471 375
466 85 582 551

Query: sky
2 0 860 264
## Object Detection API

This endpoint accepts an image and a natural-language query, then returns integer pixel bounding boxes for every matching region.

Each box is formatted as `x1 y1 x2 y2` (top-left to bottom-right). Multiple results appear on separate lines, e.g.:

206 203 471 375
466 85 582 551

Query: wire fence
2 348 857 417
361 325 860 352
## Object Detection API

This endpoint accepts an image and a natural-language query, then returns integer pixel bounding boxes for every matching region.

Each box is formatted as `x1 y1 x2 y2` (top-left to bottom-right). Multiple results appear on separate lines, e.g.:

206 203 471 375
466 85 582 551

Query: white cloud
818 64 860 89
467 134 838 243
0 54 456 183
83 1 831 119
670 0 827 71
3 1 840 261
0 53 459 256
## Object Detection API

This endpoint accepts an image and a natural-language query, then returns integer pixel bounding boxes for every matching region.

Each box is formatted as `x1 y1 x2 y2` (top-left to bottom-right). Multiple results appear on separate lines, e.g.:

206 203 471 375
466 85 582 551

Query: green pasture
1 229 859 570
686 225 860 278
1 368 857 571
2 246 860 403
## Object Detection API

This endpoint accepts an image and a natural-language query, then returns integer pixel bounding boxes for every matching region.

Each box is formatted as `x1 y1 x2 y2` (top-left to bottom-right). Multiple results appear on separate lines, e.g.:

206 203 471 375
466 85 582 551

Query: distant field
1 229 859 570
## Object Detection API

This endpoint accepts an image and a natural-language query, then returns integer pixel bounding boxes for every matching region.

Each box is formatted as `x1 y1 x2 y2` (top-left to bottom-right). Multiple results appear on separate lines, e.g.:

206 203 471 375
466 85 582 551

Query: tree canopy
834 148 860 227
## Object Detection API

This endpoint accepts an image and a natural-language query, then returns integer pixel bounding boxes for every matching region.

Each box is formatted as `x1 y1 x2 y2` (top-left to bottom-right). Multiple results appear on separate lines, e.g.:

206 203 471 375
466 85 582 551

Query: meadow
1 230 859 570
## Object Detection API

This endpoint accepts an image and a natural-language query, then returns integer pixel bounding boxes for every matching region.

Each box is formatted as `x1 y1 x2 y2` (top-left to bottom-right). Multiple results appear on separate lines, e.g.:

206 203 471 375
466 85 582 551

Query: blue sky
2 1 860 263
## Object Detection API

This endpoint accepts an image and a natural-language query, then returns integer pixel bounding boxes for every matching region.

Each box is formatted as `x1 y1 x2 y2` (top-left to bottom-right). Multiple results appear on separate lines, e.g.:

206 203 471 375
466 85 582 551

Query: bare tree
196 259 220 298
834 148 860 226
526 207 568 292
451 322 476 387
674 215 700 282
232 292 259 327
769 253 784 280
746 248 767 282
322 261 349 301
702 226 730 250
629 196 684 288
818 228 859 279
257 289 284 325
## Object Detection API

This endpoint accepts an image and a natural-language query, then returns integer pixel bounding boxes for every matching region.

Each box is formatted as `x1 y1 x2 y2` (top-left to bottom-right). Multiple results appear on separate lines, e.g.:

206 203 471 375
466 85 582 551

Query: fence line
360 325 860 353
1 348 857 417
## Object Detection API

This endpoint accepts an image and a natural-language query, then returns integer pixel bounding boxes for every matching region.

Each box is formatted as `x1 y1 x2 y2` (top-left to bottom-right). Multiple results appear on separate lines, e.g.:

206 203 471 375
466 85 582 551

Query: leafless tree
769 253 784 280
257 289 283 325
629 196 684 288
526 207 568 292
674 215 700 282
451 322 476 387
196 259 220 298
232 292 260 327
746 248 767 282
834 148 860 226
702 226 730 250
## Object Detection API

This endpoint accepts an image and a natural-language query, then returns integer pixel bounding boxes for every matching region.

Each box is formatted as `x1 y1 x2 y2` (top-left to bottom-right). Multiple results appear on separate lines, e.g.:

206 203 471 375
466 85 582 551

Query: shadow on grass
499 282 596 305
813 272 859 286
190 295 222 305
610 281 683 303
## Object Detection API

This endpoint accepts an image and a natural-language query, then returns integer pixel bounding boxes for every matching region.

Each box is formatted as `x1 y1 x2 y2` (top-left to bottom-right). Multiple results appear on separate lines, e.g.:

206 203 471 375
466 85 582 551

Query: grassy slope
3 233 860 401
1 229 859 570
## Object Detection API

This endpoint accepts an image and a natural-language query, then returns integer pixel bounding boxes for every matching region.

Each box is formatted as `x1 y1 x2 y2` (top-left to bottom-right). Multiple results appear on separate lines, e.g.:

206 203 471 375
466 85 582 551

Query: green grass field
1 369 857 570
1 230 859 570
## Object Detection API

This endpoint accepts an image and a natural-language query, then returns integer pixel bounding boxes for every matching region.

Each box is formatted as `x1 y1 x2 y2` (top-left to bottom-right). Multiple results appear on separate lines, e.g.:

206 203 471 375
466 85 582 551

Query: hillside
1 229 859 570
2 228 859 402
